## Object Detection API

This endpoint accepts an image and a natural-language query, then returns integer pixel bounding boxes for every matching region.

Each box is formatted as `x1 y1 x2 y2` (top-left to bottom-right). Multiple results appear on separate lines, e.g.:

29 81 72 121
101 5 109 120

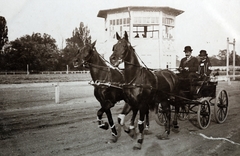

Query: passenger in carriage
179 46 199 79
198 50 212 78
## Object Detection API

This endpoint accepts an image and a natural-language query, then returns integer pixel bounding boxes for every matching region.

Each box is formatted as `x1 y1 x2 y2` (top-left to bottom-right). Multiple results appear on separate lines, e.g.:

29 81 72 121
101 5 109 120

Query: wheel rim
198 100 211 129
154 104 166 126
214 90 228 123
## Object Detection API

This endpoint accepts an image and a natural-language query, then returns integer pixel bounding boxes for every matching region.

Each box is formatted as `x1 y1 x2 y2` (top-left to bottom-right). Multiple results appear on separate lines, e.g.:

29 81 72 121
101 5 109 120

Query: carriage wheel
178 104 189 121
197 100 211 129
154 103 166 126
214 89 228 123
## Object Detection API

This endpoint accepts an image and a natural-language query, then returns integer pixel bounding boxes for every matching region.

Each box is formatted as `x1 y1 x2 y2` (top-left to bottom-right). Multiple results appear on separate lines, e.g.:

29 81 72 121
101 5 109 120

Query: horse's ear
124 31 128 41
91 40 96 48
116 32 121 40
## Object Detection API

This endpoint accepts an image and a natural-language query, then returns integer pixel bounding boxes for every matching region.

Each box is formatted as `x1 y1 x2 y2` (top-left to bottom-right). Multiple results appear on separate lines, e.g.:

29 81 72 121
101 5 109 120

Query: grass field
0 73 91 84
0 71 240 84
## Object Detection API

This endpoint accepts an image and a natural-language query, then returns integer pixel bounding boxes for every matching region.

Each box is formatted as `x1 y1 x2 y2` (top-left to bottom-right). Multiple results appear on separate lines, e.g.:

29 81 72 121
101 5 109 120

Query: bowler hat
183 46 193 52
199 50 208 56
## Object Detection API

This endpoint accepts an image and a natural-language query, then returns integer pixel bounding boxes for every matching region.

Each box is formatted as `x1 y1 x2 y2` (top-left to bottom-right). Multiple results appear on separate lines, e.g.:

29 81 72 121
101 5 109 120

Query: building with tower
97 6 183 69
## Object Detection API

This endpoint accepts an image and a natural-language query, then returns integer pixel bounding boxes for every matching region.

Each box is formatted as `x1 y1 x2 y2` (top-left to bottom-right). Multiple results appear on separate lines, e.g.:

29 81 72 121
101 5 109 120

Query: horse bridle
113 39 142 67
81 46 125 88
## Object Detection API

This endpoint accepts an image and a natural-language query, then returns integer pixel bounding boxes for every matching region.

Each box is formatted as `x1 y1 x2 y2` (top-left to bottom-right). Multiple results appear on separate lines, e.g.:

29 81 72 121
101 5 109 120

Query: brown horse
73 41 149 142
110 31 180 149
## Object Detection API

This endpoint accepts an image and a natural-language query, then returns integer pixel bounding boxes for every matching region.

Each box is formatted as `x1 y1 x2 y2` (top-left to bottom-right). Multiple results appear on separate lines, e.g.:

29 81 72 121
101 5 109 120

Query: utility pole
227 38 230 83
232 39 236 80
227 38 236 81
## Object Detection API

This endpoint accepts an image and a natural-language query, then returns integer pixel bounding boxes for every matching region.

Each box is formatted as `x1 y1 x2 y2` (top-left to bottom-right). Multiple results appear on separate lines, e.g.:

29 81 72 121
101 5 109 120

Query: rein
84 47 124 89
121 44 158 90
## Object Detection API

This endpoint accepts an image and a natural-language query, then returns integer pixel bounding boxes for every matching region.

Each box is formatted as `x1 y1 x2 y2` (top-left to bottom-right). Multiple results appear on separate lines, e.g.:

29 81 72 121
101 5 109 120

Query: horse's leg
133 108 147 150
156 100 171 140
144 110 150 133
126 108 138 138
97 107 109 130
97 101 119 141
118 103 131 132
172 105 180 133
105 108 120 143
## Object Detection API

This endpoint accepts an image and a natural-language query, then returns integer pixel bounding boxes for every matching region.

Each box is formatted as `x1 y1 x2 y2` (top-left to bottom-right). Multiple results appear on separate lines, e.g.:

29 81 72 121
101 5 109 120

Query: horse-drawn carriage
155 70 229 130
75 31 229 150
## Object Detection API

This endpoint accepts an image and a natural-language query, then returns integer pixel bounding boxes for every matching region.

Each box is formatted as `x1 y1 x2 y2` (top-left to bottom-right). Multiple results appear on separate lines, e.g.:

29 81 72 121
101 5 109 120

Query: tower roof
97 6 184 18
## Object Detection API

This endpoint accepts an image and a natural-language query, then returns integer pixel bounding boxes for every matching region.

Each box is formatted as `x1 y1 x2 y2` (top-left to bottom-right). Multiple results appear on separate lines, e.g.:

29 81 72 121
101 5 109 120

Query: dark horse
110 32 180 149
73 41 149 142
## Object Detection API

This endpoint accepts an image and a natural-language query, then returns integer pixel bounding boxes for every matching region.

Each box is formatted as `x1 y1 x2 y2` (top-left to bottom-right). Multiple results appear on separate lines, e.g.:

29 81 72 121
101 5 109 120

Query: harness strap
89 80 123 89
161 71 174 92
151 71 158 90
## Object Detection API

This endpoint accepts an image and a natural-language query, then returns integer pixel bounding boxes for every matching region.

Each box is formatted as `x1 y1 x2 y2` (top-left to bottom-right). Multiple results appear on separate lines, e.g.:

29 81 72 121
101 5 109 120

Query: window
109 18 130 39
162 17 174 26
133 17 159 39
133 25 159 38
162 25 174 39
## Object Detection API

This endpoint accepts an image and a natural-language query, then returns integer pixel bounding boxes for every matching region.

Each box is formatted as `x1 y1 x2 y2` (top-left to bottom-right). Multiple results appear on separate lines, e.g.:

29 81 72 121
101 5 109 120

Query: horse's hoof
156 132 169 140
129 128 136 139
106 135 118 144
133 143 142 150
111 135 118 143
144 129 153 135
144 126 152 135
100 122 109 130
172 127 180 133
115 124 121 138
144 129 149 135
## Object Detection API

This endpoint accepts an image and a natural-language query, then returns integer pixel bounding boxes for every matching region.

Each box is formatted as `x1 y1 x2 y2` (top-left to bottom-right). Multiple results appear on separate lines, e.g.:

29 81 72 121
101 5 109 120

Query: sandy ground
0 81 240 156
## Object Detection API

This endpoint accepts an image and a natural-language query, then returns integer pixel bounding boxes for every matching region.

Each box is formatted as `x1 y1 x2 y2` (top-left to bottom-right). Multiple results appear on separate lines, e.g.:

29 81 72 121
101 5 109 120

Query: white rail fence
0 70 90 75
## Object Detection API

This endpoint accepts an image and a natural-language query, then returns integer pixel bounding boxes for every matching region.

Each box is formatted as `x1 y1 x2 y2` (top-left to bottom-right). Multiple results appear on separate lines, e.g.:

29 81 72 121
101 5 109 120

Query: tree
0 33 59 71
229 50 240 66
217 49 227 61
0 16 8 52
60 22 91 70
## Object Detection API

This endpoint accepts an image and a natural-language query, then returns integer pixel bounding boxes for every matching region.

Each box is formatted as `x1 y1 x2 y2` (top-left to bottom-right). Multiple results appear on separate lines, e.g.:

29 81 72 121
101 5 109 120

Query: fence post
232 39 236 80
66 65 69 74
27 64 29 75
55 82 60 104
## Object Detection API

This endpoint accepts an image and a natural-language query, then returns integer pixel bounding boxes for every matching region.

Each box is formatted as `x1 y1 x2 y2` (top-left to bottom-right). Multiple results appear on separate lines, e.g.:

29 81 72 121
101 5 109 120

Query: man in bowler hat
179 46 199 78
198 50 212 77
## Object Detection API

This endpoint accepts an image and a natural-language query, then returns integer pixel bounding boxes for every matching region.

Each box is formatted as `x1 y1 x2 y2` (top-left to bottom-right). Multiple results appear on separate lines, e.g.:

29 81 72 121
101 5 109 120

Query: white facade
97 6 183 69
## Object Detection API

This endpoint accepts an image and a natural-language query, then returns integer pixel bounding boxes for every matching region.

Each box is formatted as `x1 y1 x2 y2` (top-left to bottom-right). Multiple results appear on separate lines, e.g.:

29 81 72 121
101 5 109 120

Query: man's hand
184 67 189 71
178 67 183 71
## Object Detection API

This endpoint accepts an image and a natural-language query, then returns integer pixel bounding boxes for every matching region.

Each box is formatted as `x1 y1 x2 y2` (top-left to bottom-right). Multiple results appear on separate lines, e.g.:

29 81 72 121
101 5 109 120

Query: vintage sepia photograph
1 0 240 155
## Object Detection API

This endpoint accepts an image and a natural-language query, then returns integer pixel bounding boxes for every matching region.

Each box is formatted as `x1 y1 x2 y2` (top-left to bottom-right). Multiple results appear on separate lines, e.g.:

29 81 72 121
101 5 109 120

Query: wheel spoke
214 89 228 123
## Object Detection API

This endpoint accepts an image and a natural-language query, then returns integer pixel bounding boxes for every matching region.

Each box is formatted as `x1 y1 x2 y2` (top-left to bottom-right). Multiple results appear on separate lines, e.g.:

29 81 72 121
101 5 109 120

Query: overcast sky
1 0 240 58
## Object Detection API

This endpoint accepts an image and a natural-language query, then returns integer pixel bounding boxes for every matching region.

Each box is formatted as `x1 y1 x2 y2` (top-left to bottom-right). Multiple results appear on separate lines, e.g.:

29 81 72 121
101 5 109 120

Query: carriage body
155 75 229 129
180 77 218 100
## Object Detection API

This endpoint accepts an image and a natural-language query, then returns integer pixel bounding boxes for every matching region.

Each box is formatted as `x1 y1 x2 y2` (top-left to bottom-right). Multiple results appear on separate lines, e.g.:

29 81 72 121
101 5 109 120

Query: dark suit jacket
179 56 199 74
198 58 212 76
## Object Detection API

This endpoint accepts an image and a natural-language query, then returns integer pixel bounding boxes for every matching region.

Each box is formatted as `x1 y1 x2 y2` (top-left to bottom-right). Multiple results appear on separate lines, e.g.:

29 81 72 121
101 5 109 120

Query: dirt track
0 81 240 156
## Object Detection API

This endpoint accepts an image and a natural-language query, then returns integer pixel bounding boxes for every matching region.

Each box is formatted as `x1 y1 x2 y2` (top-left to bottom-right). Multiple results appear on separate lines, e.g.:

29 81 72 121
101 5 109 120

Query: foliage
0 33 59 71
60 22 91 70
0 16 8 51
0 21 92 72
217 49 227 60
209 49 239 66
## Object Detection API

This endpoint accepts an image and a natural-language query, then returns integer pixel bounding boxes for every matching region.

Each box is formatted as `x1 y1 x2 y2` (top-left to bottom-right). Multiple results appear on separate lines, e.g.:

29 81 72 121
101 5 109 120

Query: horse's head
110 31 132 67
73 40 96 68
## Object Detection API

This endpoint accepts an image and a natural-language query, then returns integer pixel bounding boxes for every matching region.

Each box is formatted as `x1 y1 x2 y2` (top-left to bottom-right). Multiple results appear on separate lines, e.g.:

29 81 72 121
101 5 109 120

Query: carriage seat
178 76 208 96
190 77 217 98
